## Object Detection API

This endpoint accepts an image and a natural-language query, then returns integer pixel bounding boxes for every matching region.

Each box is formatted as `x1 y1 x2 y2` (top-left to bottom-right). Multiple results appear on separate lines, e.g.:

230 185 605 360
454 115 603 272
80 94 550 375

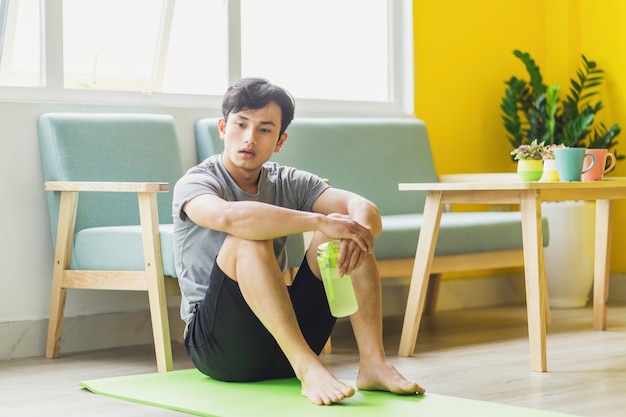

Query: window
240 0 389 102
62 0 228 95
0 0 412 114
0 0 41 87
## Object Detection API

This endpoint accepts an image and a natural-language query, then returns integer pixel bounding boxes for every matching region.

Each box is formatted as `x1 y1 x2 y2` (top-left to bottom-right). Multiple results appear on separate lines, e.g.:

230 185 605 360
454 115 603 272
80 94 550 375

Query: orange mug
582 149 616 181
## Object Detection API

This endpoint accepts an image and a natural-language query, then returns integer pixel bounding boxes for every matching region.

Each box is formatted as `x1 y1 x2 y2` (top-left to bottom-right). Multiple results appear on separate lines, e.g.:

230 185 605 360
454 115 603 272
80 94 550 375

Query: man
173 77 424 405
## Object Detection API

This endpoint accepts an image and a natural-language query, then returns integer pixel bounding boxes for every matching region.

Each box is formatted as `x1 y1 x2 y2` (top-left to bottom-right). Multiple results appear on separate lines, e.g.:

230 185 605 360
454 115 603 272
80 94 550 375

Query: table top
399 173 626 191
399 174 626 203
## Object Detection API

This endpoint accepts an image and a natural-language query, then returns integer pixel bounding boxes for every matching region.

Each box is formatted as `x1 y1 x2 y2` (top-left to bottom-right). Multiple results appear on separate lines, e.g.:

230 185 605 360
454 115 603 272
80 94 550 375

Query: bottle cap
317 241 340 257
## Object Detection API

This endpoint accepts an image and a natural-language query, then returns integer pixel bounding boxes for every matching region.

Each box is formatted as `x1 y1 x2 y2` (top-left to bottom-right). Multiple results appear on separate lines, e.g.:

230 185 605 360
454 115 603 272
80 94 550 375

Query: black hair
222 77 295 136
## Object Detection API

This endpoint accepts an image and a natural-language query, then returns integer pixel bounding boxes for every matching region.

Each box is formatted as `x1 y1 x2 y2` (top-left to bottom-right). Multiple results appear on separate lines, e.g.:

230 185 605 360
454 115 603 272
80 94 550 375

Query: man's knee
223 235 273 254
217 235 274 277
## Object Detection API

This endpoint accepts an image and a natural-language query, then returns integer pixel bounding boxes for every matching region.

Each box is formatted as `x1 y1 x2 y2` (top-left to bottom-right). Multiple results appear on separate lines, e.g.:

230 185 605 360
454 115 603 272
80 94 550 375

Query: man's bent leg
345 254 424 394
305 233 425 396
289 256 336 355
217 235 355 405
185 261 292 381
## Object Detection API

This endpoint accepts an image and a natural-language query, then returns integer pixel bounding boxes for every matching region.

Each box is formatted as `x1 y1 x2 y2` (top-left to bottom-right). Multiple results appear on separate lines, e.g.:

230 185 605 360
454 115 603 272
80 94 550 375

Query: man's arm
183 193 374 253
311 188 382 275
312 187 382 237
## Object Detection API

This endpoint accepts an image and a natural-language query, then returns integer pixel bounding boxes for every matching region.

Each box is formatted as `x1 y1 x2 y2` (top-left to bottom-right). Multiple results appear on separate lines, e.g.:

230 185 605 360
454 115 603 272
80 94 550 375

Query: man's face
218 102 287 175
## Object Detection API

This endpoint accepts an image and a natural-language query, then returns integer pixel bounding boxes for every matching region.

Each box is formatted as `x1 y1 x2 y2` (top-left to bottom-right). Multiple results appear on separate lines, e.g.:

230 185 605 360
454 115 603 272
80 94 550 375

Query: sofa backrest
39 113 185 244
194 117 438 215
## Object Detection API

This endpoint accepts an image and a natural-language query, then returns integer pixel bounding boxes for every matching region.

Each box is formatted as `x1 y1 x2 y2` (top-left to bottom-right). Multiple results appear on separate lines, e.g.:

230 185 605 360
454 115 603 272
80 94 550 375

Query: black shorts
184 257 336 382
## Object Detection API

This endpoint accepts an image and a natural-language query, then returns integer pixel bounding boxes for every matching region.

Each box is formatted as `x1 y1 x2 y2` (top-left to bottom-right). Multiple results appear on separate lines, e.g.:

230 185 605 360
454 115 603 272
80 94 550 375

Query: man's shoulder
174 156 225 196
178 155 220 181
264 161 311 177
193 154 221 172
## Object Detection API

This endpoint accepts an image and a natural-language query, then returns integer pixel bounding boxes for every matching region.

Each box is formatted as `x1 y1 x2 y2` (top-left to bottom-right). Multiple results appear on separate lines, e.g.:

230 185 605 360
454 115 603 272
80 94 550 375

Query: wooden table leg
593 199 613 330
519 190 548 372
398 191 444 357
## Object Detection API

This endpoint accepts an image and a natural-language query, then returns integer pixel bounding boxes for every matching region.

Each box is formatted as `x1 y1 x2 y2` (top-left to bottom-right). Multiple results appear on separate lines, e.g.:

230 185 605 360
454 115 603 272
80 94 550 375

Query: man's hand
336 239 369 277
320 214 373 276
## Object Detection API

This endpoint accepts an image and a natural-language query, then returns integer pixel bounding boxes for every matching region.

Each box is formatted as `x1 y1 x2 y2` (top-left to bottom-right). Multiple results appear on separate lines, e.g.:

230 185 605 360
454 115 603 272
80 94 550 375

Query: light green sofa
195 117 550 311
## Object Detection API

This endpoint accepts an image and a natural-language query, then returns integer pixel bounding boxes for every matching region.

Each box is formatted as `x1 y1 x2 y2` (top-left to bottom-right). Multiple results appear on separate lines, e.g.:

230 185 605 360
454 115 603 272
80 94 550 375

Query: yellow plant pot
517 159 543 182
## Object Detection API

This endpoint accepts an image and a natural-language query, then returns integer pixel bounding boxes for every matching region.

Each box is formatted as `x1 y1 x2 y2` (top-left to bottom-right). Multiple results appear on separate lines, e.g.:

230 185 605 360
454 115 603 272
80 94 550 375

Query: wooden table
397 173 626 372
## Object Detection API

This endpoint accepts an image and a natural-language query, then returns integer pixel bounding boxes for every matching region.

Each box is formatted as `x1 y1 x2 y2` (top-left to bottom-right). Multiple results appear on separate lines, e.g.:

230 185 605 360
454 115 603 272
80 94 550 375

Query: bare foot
298 360 355 405
356 361 425 395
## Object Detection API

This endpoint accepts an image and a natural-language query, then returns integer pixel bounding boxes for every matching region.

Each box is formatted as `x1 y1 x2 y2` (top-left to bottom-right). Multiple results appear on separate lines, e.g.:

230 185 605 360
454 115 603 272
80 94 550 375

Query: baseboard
0 307 183 360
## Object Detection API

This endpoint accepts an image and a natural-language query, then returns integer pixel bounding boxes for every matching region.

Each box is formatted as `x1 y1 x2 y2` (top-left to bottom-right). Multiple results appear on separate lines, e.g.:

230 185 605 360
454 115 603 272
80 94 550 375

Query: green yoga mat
80 369 579 417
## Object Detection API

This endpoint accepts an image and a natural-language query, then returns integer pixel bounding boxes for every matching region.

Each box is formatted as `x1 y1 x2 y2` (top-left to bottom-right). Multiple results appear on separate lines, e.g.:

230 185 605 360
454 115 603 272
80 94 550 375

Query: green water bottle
316 241 358 317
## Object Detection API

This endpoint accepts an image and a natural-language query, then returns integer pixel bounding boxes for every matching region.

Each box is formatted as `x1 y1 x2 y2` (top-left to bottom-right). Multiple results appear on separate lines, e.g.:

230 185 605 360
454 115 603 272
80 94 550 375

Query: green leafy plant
510 139 549 160
501 50 622 161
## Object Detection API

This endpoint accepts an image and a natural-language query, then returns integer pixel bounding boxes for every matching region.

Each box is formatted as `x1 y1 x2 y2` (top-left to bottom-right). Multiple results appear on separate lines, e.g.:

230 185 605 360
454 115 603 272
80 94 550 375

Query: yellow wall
413 0 626 271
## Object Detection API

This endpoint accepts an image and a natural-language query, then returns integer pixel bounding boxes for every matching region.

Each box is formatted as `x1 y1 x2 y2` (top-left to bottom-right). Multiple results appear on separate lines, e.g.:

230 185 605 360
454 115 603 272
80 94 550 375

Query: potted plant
501 50 622 155
501 50 622 308
510 139 548 181
541 143 566 181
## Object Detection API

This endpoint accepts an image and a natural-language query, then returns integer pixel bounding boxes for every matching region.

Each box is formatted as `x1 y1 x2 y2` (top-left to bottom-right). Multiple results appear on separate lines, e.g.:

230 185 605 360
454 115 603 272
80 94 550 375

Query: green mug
554 148 595 181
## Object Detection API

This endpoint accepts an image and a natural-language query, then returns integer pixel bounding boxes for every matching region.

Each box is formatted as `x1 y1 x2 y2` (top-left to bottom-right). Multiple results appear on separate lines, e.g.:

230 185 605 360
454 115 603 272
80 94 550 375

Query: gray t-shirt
172 154 329 324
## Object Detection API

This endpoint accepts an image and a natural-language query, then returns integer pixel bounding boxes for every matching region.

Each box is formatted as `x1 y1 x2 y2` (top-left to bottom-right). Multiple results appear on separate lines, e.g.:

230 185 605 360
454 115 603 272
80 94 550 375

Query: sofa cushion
375 212 550 260
72 224 177 277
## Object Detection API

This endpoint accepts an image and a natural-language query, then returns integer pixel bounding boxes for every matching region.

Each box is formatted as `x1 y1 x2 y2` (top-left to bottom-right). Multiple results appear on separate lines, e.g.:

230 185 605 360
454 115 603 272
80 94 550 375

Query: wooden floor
2 303 626 417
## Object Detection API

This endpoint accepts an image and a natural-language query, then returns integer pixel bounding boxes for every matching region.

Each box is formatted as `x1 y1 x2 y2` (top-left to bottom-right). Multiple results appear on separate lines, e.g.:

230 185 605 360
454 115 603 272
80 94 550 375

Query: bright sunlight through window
0 0 40 87
0 0 405 109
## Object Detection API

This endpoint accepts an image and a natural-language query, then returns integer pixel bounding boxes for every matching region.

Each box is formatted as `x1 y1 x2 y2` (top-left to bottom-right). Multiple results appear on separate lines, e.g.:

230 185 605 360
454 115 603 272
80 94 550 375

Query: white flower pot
541 159 559 181
542 201 595 308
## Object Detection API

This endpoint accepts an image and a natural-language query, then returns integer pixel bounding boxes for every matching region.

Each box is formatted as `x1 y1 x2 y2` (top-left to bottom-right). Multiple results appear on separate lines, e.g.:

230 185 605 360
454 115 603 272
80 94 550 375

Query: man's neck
221 156 261 194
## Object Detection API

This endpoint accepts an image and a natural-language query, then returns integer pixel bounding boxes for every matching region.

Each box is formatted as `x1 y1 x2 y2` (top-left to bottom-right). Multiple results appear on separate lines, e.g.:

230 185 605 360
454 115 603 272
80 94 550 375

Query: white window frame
0 0 414 117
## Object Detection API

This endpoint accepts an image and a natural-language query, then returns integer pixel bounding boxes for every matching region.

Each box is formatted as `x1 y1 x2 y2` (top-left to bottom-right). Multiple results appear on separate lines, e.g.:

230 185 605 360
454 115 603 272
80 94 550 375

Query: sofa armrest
46 181 170 284
44 181 170 193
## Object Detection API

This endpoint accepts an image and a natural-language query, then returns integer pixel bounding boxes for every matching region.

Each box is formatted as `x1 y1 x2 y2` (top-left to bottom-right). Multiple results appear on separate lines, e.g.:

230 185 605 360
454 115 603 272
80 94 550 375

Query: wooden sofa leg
139 192 174 372
46 285 67 359
176 318 186 344
283 267 297 285
147 279 174 373
424 273 442 315
47 190 78 359
323 336 332 354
